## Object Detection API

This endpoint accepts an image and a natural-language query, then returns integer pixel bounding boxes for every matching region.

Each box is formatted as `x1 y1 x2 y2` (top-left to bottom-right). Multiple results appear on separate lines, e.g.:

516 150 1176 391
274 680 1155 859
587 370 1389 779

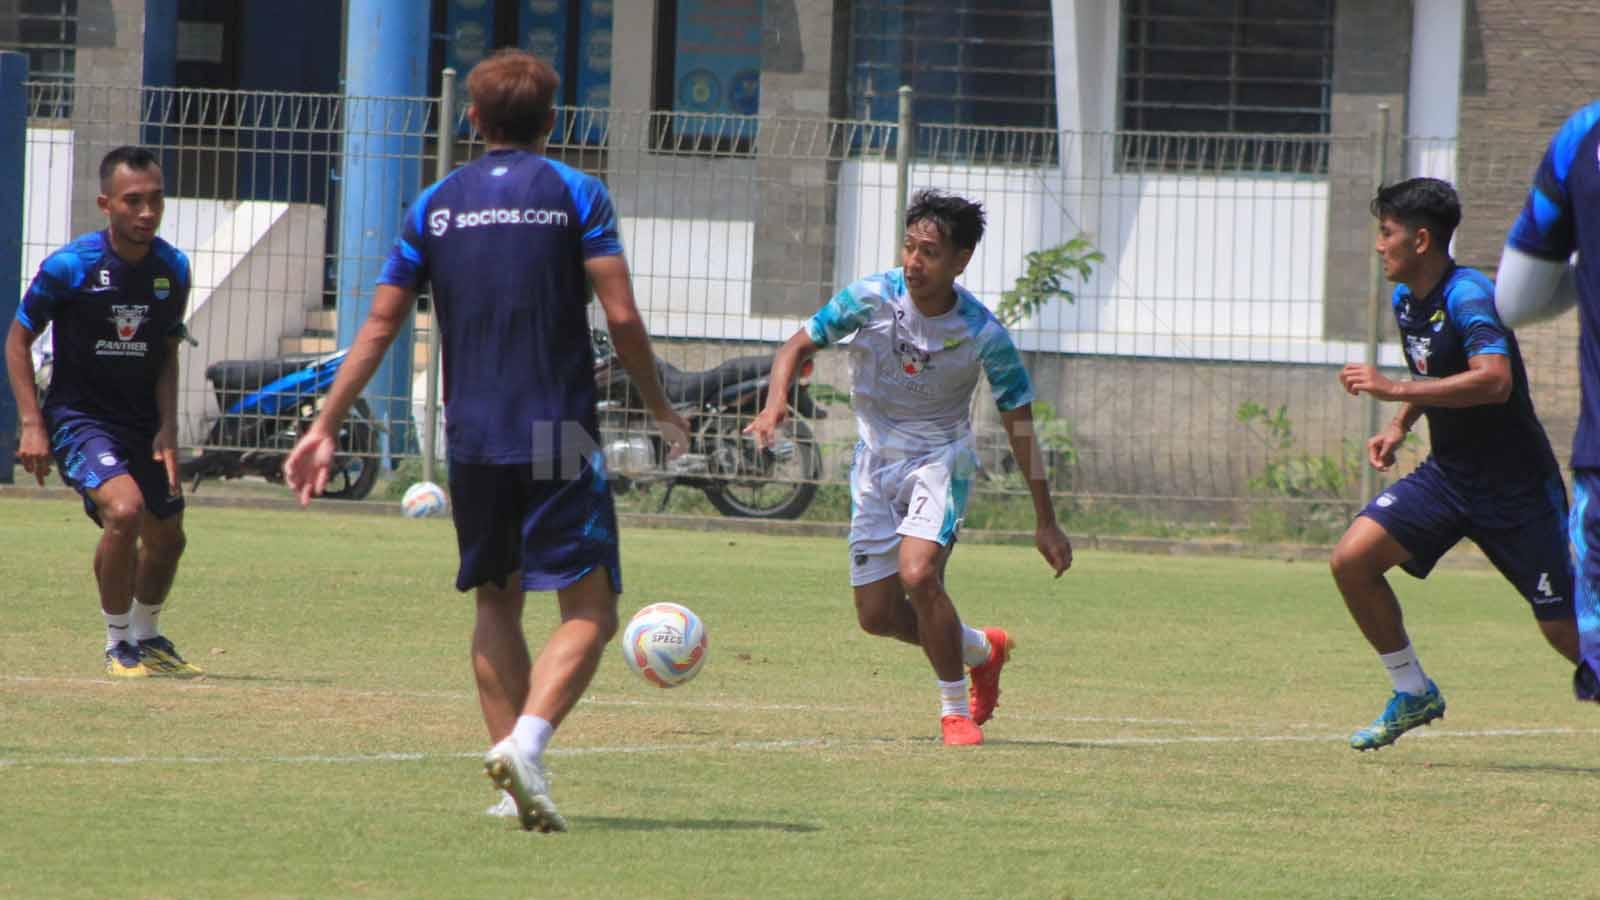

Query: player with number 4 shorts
1332 178 1579 751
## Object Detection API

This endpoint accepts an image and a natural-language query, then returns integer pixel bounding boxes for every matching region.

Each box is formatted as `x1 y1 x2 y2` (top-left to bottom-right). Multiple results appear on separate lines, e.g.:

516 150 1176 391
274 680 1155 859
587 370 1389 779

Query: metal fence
17 79 1579 527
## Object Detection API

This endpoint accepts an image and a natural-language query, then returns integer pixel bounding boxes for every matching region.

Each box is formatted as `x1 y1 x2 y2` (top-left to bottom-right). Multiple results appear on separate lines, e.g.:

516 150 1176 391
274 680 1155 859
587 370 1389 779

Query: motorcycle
593 331 826 519
180 348 380 500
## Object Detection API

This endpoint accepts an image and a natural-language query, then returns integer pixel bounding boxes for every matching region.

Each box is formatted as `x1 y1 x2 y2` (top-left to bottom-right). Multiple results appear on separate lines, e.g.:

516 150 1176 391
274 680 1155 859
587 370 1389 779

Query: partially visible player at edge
1492 100 1600 701
746 189 1073 747
4 146 202 679
282 49 689 832
1333 177 1579 752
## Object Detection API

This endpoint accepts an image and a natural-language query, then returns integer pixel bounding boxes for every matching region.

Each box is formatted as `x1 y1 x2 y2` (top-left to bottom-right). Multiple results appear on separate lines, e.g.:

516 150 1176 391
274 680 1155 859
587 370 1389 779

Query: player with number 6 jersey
5 146 202 679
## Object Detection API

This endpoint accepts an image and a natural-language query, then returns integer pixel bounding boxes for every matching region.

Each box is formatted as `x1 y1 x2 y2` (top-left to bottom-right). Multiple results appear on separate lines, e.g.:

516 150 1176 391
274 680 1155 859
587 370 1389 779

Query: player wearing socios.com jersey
1492 101 1600 701
1333 178 1578 750
4 145 203 680
747 189 1073 747
283 50 689 832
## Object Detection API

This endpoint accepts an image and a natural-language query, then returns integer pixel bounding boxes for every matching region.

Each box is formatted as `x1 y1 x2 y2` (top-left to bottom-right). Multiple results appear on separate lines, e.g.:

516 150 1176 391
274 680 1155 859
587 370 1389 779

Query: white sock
131 600 163 642
104 611 131 650
960 624 991 668
939 678 970 718
511 715 554 762
1379 644 1429 696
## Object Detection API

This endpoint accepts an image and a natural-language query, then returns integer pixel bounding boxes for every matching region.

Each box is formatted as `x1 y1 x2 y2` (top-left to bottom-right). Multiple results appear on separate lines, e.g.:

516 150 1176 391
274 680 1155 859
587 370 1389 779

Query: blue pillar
0 53 27 484
337 0 430 455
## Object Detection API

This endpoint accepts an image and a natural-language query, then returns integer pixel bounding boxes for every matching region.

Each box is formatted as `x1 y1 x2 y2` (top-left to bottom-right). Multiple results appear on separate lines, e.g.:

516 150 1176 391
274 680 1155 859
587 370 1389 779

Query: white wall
831 158 1404 368
21 127 73 299
1407 0 1465 181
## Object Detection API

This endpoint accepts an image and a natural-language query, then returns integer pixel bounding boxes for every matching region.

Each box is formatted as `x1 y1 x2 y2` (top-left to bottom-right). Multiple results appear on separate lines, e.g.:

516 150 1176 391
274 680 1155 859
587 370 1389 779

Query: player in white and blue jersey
747 190 1073 746
4 146 202 678
1493 101 1600 701
283 50 688 832
1333 178 1577 750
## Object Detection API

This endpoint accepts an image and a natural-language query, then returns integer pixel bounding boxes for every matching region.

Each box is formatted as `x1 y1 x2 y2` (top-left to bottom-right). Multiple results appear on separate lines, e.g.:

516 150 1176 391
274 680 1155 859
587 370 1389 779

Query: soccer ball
620 602 708 688
400 481 449 518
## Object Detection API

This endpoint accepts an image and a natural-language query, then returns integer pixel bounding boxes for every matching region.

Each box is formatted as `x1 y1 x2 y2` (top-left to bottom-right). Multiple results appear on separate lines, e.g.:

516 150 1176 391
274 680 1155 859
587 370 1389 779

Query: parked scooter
180 348 379 500
593 331 825 519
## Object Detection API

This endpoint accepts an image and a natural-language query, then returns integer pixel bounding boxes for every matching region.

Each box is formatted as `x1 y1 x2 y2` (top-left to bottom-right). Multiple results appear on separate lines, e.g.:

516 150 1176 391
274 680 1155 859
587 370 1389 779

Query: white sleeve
1494 244 1578 327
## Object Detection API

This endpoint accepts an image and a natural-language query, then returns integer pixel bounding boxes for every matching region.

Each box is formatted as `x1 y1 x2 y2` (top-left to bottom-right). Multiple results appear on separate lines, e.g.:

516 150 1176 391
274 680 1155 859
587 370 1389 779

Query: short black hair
1370 177 1462 250
99 146 161 190
905 189 986 251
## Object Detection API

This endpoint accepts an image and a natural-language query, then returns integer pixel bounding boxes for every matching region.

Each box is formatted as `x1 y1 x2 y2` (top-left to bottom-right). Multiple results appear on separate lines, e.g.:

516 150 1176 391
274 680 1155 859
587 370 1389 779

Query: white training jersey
805 268 1033 456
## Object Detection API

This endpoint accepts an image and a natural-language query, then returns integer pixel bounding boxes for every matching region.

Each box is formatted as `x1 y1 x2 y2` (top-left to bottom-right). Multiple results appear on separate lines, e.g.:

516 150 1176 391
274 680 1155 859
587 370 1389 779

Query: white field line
0 674 1208 726
2 729 1597 769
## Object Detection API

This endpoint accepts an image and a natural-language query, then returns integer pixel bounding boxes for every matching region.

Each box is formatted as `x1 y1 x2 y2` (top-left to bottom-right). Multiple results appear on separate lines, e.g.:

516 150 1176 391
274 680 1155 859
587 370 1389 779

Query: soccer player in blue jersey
746 190 1073 746
1332 177 1579 750
283 50 688 832
4 146 202 679
1493 101 1600 700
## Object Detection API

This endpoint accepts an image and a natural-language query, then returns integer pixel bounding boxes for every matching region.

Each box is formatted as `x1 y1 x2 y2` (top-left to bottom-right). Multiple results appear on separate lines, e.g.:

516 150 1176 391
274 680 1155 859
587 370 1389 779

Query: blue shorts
1360 459 1573 621
48 414 184 527
1567 470 1600 686
447 454 622 594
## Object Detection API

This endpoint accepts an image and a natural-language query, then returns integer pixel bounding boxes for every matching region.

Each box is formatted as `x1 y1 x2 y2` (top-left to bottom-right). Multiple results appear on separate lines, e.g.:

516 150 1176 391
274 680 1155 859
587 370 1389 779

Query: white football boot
483 738 567 833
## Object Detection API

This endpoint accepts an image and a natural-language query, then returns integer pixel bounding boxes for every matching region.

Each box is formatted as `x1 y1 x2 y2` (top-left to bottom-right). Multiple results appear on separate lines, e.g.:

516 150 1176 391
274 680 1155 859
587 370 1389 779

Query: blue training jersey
378 149 623 465
15 231 190 434
1392 265 1558 491
1507 101 1600 469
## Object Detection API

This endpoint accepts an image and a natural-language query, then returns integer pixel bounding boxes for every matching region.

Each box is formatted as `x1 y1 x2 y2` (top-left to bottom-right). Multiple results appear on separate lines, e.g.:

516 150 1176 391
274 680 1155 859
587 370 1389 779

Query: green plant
1235 401 1362 541
807 382 852 408
995 234 1105 328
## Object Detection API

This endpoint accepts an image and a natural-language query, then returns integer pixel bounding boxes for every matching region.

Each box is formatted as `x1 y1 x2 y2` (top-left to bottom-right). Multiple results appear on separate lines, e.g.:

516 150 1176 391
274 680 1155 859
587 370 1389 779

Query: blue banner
520 0 567 80
446 0 495 133
673 0 760 140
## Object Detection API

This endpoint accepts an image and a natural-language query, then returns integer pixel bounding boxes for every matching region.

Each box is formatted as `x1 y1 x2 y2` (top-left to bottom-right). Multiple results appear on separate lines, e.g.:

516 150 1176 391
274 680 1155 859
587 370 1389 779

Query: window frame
1117 0 1336 174
648 0 761 157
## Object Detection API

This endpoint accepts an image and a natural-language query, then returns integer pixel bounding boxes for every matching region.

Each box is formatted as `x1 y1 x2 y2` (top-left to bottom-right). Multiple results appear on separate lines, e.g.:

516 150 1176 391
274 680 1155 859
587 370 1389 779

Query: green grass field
2 494 1597 900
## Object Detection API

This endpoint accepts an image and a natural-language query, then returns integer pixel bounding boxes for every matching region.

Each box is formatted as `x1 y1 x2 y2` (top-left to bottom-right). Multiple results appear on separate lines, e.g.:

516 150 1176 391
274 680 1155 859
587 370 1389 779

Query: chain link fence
17 80 1579 530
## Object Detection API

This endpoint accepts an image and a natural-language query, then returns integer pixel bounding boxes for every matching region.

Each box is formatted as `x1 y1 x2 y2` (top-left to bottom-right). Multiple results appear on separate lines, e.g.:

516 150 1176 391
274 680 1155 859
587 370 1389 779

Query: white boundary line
0 674 1218 726
3 728 1597 769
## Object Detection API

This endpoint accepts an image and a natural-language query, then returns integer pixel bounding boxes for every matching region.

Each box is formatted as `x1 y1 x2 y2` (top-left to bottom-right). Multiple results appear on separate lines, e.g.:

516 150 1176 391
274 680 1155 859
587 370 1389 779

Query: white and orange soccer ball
620 602 708 688
400 481 449 518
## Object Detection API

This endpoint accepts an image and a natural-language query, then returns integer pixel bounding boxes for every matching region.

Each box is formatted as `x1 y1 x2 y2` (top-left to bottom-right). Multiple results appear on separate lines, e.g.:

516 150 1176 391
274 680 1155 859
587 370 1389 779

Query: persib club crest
895 340 931 375
110 304 149 341
152 276 171 300
1405 334 1432 374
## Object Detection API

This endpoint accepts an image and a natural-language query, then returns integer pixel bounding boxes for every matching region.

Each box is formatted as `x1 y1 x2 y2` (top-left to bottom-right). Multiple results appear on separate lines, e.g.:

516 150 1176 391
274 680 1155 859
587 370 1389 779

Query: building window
3 0 78 118
650 0 761 154
1119 0 1334 172
434 0 612 144
848 0 1056 136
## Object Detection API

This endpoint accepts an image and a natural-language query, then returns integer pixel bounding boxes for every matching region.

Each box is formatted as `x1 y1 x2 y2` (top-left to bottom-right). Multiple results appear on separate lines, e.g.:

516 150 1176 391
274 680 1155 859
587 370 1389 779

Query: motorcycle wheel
318 399 380 501
701 413 820 520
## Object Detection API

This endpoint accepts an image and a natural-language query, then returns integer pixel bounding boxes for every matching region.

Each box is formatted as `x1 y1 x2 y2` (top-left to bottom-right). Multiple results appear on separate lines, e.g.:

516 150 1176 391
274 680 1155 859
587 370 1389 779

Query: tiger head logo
109 305 149 341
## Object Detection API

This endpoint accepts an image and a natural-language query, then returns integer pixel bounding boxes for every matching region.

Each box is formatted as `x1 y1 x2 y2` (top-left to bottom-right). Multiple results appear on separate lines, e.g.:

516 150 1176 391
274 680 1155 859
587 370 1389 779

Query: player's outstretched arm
1495 244 1578 327
4 319 49 486
587 254 690 453
744 329 817 449
283 284 416 505
1000 403 1072 577
1340 354 1510 408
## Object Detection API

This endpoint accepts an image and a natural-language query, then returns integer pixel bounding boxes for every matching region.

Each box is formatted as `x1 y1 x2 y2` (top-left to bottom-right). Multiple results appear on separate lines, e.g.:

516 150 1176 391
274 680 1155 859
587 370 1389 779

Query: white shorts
847 441 979 587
